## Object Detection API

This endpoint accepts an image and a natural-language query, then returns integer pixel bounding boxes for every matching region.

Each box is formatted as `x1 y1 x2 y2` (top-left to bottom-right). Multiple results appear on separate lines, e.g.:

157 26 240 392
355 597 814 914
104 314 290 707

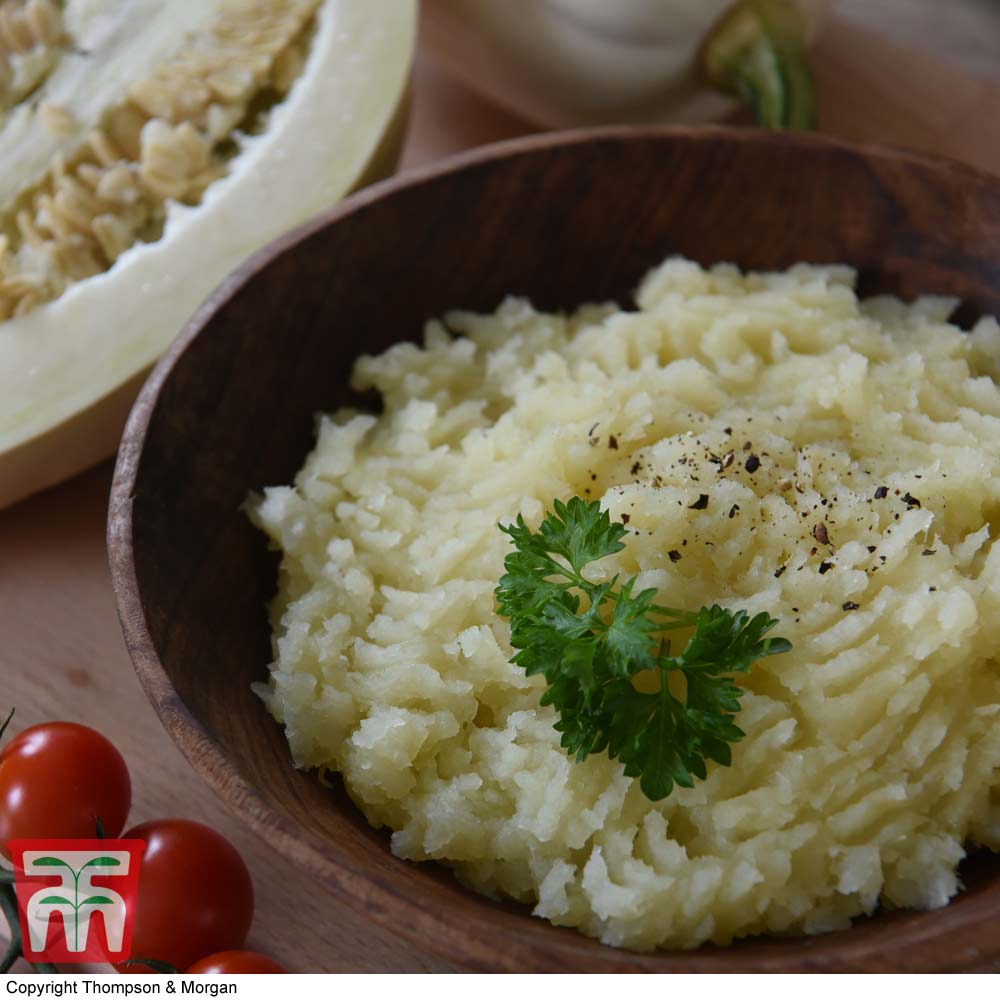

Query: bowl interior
111 127 1000 972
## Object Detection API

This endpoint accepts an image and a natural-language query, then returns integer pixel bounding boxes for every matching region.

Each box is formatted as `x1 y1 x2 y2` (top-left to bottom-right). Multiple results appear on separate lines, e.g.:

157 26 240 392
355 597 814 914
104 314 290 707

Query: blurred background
408 0 999 170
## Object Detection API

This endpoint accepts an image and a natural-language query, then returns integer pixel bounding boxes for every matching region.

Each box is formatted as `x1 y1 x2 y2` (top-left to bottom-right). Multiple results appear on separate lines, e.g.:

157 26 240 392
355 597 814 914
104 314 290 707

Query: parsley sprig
495 497 791 801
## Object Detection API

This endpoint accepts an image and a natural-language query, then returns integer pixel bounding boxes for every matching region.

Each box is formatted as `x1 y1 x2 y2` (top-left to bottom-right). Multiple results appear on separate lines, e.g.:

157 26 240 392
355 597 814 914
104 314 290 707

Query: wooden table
3 4 999 973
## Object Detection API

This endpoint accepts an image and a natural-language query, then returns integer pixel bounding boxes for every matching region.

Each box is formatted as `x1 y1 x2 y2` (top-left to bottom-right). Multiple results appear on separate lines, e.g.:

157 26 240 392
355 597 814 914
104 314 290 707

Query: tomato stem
0 875 62 973
121 957 180 974
0 882 22 973
0 707 14 742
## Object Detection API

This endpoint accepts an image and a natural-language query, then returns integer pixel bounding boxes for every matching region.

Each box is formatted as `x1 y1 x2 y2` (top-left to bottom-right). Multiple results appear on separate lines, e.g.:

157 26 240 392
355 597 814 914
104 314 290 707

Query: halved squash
0 0 416 509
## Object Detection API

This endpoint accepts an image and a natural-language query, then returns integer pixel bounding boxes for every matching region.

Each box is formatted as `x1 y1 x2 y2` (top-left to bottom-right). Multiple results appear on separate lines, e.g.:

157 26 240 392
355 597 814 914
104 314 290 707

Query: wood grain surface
3 7 1000 973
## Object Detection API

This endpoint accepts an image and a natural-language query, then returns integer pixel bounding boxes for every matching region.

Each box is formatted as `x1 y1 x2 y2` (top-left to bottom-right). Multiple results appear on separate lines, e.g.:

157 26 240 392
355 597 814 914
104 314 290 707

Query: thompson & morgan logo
9 839 142 965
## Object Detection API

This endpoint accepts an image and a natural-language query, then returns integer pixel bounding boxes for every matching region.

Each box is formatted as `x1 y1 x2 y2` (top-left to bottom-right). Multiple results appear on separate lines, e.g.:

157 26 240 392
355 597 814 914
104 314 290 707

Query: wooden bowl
108 126 1000 972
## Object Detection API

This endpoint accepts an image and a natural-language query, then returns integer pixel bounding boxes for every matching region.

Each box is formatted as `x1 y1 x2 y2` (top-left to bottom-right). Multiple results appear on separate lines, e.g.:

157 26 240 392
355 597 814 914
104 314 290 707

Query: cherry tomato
0 722 131 855
117 819 253 974
187 951 286 974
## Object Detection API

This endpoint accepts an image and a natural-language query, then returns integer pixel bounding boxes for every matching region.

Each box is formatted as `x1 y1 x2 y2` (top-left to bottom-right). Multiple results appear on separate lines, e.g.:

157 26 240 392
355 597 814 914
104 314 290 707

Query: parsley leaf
495 497 791 801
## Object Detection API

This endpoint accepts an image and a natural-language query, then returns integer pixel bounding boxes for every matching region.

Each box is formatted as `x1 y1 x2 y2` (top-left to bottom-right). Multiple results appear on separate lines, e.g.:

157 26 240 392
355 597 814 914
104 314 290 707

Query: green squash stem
702 0 816 130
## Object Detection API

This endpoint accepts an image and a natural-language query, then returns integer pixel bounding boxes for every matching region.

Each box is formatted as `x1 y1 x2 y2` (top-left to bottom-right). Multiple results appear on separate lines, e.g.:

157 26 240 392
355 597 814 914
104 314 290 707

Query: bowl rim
108 123 1000 972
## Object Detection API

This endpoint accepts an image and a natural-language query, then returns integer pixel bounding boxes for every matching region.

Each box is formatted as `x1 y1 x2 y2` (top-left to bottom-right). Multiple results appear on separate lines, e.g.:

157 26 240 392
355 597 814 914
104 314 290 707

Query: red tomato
187 951 286 974
117 819 253 974
0 722 131 854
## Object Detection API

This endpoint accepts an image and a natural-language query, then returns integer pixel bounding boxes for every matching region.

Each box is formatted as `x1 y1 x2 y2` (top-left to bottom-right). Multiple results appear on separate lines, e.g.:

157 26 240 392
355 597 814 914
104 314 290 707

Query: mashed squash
249 258 1000 950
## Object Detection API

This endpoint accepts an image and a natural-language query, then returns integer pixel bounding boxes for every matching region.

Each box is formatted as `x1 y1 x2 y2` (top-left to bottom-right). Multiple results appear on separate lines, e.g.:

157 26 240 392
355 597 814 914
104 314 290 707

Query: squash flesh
0 0 64 112
0 0 416 508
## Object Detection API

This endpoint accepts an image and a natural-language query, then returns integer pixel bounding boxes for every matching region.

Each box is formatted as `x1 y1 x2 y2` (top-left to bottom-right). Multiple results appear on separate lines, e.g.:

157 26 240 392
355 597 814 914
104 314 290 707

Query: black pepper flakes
630 461 642 476
901 492 921 509
728 504 740 519
721 450 734 470
743 441 752 451
745 454 761 473
813 523 830 546
774 565 787 578
668 550 682 563
921 548 936 556
621 514 630 524
818 561 834 574
689 494 709 510
867 545 877 553
842 601 860 611
608 435 619 450
874 486 888 499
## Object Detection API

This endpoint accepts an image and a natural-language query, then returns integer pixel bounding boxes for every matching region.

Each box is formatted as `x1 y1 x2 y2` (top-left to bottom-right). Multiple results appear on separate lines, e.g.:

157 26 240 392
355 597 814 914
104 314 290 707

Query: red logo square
9 839 143 964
